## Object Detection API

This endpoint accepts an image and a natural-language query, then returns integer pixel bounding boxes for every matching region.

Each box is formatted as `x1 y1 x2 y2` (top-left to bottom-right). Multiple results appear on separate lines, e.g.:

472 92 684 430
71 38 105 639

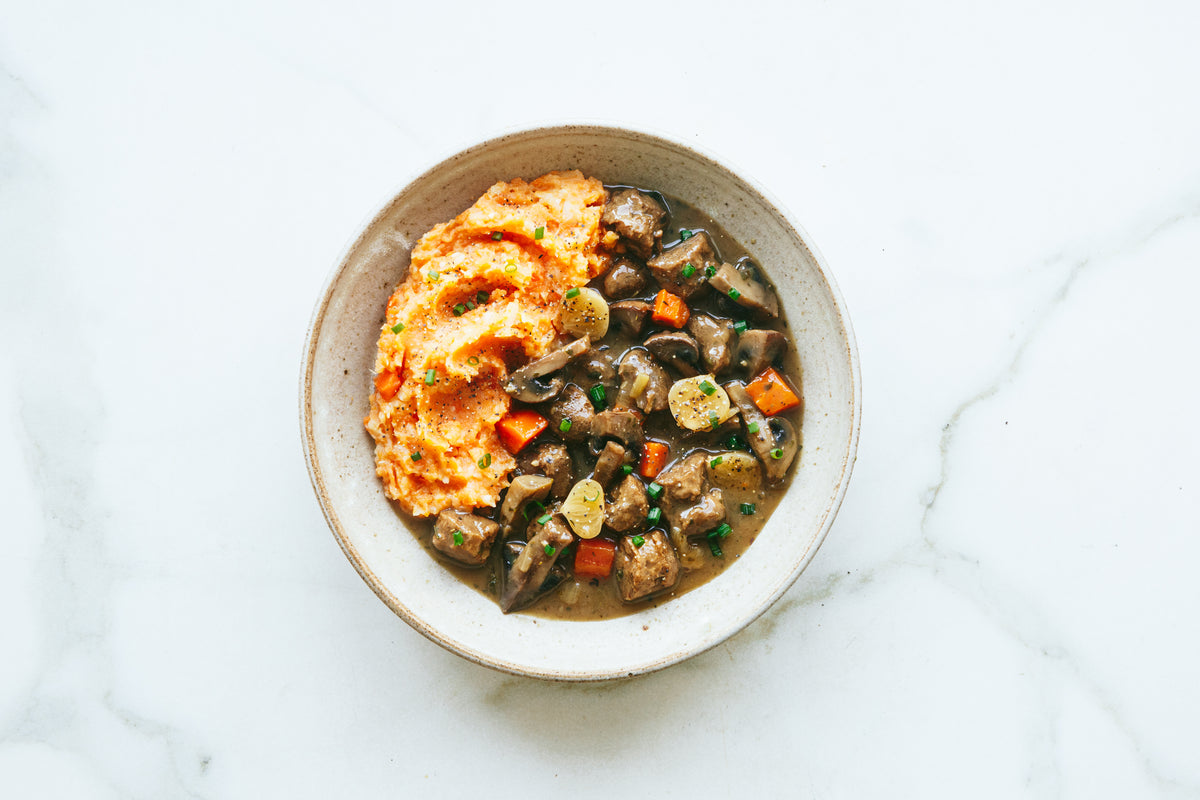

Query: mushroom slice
549 383 595 443
609 300 651 337
591 441 627 488
735 329 786 377
498 515 574 613
503 336 590 403
499 474 553 535
645 331 701 377
725 381 799 483
709 263 780 318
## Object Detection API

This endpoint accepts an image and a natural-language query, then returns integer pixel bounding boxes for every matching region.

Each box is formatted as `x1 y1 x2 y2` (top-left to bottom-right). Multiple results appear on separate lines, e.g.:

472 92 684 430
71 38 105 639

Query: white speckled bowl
300 125 860 681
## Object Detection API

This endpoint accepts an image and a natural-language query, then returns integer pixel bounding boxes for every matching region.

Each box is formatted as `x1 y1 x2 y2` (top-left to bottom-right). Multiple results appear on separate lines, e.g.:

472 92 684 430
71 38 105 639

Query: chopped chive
565 287 581 299
705 265 717 278
709 539 723 557
681 263 696 278
466 300 476 310
467 356 480 365
588 385 606 409
621 464 634 475
708 410 720 429
647 482 664 501
699 380 716 396
709 456 723 468
452 530 464 546
536 513 552 525
631 535 645 548
770 448 784 459
411 451 422 461
478 453 492 469
714 523 732 539
727 435 744 450
505 263 517 273
559 419 572 433
728 288 742 300
747 421 760 434
534 226 545 240
646 507 662 525
452 303 465 316
741 502 756 515
390 322 405 334
426 270 439 282
424 369 436 385
477 290 488 304
679 229 693 240
492 231 503 241
733 320 748 334
544 544 556 555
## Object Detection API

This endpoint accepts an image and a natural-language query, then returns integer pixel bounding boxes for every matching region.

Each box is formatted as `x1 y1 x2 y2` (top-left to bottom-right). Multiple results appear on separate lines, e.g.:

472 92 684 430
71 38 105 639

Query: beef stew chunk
549 383 595 443
604 258 648 299
616 348 671 413
615 530 680 602
607 473 650 532
433 509 500 567
647 231 717 298
688 314 735 374
602 189 666 258
735 328 786 376
523 442 574 499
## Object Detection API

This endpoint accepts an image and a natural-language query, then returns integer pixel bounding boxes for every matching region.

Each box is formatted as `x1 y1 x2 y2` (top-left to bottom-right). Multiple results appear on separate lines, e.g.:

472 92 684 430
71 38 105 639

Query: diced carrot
574 538 616 580
374 369 401 401
745 366 802 416
651 289 690 329
639 441 669 478
496 408 548 453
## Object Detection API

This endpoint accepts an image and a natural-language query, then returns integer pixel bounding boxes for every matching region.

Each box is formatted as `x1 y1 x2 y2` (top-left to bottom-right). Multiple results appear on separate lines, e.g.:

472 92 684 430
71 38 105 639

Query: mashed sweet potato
365 171 609 517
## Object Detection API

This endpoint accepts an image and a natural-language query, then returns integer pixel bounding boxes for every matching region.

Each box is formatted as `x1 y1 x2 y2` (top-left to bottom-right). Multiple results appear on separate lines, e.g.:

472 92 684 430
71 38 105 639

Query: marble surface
2 1 1198 797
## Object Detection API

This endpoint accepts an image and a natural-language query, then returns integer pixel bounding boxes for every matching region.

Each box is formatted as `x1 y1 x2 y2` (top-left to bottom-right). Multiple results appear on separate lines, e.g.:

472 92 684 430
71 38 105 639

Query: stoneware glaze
300 125 861 680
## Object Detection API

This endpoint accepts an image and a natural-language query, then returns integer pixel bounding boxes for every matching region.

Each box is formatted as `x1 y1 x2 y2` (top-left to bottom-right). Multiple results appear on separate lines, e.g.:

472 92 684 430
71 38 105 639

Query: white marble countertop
3 2 1199 797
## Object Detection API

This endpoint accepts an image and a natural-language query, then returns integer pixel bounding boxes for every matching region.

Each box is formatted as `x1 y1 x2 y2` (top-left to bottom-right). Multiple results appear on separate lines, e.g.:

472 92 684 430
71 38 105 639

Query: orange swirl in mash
365 171 609 517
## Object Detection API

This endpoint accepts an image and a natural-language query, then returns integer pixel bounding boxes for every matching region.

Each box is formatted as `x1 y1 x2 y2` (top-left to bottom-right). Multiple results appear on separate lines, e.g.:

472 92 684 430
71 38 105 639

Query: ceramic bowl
300 124 860 681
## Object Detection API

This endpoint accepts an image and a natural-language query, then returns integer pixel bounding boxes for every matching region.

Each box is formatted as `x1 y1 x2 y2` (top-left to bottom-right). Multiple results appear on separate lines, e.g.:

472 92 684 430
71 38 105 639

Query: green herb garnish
411 452 422 462
747 421 760 434
631 535 645 548
467 356 479 366
681 263 696 278
492 231 503 240
476 290 488 304
705 265 717 278
621 464 633 475
709 456 723 468
478 453 492 469
770 448 784 459
559 419 572 433
565 287 580 299
534 226 545 240
390 322 405 334
453 530 464 546
647 482 664 501
679 229 693 240
588 385 606 409
544 544 556 555
646 507 662 525
536 513 552 525
740 503 756 515
452 303 465 316
424 369 436 385
733 320 748 334
708 539 724 557
728 288 741 300
708 410 720 429
699 380 716 396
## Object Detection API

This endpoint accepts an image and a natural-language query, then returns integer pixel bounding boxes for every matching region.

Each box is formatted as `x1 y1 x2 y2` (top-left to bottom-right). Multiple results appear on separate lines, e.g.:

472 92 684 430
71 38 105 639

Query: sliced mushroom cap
735 329 786 377
498 515 574 613
724 381 798 483
688 313 735 374
709 263 779 318
503 336 591 402
616 348 671 413
645 331 701 377
548 383 595 442
588 409 645 455
609 300 651 337
499 474 553 535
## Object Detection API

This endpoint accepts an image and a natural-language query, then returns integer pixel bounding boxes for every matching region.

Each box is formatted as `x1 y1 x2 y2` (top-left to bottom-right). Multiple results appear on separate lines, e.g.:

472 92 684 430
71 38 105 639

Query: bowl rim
299 122 862 681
